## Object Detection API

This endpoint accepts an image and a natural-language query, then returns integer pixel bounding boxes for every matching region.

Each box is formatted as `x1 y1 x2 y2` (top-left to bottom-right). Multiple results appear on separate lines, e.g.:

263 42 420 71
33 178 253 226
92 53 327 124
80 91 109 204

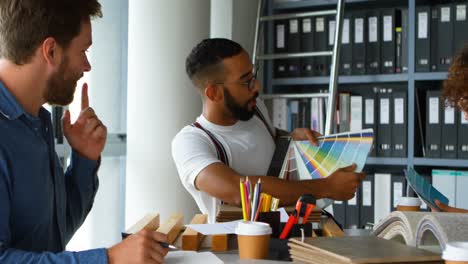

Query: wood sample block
124 213 160 237
182 214 207 251
156 213 183 244
321 217 345 237
211 234 229 251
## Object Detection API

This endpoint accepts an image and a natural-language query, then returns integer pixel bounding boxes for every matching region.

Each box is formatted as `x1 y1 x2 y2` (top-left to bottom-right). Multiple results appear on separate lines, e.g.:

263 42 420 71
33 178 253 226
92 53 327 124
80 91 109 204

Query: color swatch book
373 211 468 254
279 129 374 181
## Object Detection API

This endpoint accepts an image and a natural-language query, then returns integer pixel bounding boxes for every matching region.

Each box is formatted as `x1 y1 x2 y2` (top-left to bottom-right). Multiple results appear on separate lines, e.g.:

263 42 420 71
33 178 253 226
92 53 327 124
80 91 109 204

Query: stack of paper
288 236 442 264
373 211 468 253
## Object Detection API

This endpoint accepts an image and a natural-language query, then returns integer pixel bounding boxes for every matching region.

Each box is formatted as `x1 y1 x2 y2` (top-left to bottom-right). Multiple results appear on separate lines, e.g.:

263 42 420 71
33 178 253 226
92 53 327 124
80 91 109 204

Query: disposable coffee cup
397 197 421 212
442 242 468 264
235 221 272 259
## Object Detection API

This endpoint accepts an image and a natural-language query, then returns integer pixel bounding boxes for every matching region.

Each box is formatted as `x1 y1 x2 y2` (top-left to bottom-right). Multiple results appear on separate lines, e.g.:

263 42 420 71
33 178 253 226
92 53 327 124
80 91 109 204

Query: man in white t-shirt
172 38 365 223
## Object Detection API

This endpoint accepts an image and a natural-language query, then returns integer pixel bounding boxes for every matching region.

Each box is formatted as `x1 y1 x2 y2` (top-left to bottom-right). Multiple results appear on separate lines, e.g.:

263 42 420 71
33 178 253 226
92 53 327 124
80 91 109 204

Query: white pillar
126 1 209 226
210 0 233 39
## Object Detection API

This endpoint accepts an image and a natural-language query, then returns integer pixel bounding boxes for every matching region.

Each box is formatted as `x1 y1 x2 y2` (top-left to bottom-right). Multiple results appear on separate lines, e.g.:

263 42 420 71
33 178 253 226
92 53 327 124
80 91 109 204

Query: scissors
279 194 316 239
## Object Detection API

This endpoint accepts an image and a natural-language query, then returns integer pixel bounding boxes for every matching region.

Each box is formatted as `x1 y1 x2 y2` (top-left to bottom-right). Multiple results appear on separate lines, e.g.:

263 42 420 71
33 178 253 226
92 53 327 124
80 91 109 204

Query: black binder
314 16 328 76
340 15 353 75
441 104 458 159
332 200 346 229
366 10 381 74
352 11 366 75
377 88 392 157
326 15 336 75
391 89 407 157
339 92 351 132
362 87 378 157
425 90 442 158
52 106 64 144
287 18 301 77
453 3 468 55
458 110 468 159
415 6 431 72
430 6 439 71
381 8 396 74
299 98 311 128
274 20 288 78
359 174 374 229
288 99 300 131
300 17 315 77
390 174 407 211
436 5 454 72
395 8 408 73
345 191 360 229
400 8 409 73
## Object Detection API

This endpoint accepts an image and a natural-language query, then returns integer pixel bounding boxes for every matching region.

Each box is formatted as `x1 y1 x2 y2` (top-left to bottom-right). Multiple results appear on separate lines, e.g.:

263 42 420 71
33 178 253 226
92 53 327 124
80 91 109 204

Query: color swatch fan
279 129 373 208
280 129 374 180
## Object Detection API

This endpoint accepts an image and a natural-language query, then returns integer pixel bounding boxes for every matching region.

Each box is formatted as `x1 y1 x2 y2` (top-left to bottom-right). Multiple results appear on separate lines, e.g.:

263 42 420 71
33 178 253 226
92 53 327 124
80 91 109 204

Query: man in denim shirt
0 1 168 263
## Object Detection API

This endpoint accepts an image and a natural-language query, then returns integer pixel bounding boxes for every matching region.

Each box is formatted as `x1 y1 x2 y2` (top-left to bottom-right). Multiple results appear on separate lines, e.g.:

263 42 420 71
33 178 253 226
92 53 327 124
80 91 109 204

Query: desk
215 251 290 263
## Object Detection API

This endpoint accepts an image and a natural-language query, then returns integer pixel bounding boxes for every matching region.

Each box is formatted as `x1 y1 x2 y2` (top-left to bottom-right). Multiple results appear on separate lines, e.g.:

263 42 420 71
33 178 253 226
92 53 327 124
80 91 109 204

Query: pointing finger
81 83 89 110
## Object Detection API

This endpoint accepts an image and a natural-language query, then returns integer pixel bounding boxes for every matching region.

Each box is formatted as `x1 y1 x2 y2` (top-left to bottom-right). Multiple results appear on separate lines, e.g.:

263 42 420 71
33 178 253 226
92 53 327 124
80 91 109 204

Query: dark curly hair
185 38 243 90
443 45 468 111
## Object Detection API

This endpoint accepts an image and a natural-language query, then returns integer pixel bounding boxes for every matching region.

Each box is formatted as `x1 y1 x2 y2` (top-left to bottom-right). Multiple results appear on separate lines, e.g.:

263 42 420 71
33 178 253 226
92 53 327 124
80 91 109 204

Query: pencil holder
257 211 281 238
279 222 313 239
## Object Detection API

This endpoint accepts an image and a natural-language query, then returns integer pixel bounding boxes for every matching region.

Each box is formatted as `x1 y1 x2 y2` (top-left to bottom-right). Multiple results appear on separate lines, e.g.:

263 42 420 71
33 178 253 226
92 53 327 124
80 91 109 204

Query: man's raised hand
62 83 107 161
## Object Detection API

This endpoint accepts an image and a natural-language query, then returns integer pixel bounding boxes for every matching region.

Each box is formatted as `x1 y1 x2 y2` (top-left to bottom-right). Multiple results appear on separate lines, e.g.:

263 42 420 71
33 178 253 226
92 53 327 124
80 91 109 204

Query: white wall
67 0 127 250
126 0 209 227
231 0 260 56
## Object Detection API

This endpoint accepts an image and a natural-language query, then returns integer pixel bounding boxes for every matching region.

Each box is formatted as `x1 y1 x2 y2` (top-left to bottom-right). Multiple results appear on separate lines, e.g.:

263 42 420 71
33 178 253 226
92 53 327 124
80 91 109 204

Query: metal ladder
253 0 346 136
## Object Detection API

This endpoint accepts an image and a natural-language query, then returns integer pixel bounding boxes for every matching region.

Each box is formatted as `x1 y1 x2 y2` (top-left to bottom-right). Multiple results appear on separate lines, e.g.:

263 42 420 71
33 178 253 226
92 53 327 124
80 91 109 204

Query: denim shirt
0 82 107 263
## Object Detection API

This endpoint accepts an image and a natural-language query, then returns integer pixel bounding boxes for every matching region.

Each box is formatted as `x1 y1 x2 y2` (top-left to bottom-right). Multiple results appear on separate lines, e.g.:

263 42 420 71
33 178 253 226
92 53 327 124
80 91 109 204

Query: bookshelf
271 73 409 85
261 0 467 170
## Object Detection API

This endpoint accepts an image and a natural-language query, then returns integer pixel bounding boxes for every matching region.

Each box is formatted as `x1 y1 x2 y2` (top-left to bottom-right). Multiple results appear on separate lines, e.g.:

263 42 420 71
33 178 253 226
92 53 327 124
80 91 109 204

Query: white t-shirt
171 100 276 223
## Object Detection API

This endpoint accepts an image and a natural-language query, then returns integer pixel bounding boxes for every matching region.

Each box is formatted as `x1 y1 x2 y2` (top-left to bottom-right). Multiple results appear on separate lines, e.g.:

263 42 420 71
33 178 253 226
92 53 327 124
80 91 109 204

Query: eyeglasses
215 67 259 92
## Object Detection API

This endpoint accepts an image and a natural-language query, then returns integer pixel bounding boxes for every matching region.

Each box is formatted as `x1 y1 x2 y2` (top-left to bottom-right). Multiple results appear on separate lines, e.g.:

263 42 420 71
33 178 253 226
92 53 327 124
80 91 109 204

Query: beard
223 87 258 121
44 57 79 106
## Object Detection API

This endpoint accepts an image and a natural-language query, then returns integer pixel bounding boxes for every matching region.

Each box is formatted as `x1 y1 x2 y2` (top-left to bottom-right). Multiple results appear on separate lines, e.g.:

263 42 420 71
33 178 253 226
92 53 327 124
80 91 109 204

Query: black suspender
253 106 275 140
191 107 274 166
192 121 230 165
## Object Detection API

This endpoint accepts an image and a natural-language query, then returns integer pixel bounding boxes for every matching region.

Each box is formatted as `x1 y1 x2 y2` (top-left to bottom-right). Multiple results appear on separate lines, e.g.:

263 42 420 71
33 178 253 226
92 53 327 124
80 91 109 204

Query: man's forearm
196 163 329 207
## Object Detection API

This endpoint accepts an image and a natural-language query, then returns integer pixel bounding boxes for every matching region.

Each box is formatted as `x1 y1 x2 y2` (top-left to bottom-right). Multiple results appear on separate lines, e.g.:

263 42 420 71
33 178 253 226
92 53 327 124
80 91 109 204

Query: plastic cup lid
397 197 422 207
235 221 272 236
442 242 468 261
